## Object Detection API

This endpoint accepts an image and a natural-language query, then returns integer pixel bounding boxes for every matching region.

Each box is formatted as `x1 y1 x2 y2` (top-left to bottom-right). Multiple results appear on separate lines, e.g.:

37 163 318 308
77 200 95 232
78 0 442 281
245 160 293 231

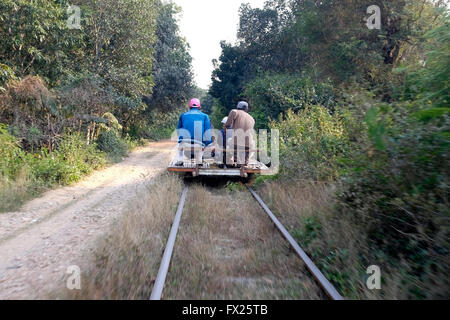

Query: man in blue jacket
175 98 212 166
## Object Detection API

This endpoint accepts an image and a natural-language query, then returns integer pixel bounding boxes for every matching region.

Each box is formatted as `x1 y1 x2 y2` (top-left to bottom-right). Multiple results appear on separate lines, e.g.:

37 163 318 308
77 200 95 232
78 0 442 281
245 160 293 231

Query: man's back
224 105 255 165
225 109 255 132
177 108 212 145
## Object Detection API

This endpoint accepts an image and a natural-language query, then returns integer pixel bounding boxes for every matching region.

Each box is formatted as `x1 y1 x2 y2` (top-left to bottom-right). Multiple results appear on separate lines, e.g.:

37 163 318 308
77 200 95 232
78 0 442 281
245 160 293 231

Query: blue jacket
177 108 212 146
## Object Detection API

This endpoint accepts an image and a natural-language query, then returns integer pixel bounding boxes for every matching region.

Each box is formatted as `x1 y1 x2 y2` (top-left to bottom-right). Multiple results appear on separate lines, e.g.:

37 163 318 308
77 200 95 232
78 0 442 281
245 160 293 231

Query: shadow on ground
183 175 251 189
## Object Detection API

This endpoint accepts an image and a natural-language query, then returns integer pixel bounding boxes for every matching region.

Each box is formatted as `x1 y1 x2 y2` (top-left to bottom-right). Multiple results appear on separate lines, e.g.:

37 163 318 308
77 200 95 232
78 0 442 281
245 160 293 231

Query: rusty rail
150 186 188 300
150 184 343 300
248 187 344 300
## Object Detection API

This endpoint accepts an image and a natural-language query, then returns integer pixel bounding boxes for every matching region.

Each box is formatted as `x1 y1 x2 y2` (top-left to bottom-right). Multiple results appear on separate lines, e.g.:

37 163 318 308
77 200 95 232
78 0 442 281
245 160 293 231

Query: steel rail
248 187 344 300
150 186 188 300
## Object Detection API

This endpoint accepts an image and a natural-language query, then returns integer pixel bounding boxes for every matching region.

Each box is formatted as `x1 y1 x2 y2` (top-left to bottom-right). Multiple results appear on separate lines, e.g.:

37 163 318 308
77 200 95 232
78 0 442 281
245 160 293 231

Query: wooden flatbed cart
167 142 271 178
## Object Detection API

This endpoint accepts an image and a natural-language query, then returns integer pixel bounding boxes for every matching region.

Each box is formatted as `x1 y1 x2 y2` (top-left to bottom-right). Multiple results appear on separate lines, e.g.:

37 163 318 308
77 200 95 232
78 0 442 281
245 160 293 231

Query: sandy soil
0 141 175 299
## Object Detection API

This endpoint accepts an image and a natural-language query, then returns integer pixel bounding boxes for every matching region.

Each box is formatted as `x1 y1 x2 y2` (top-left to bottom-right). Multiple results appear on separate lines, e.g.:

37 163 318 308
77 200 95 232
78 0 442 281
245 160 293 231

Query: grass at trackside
53 173 183 299
164 183 324 300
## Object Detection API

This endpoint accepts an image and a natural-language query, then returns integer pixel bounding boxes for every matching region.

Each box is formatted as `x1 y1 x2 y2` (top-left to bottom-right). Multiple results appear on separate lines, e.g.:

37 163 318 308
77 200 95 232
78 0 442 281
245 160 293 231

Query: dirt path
0 140 176 299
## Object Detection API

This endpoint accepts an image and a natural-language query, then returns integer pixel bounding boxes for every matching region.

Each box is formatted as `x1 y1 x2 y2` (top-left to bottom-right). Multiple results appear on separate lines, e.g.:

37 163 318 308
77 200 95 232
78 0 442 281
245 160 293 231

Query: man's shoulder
238 110 254 120
199 111 210 119
182 109 198 116
182 109 210 118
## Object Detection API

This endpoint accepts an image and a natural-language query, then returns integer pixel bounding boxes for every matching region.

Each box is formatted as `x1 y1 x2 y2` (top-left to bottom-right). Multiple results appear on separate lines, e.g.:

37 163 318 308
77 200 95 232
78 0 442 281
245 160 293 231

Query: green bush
271 105 351 181
96 130 128 162
0 128 108 211
245 74 336 128
32 132 107 185
0 63 16 88
327 101 448 298
396 16 450 110
292 217 322 247
0 124 29 179
210 103 228 129
225 181 246 192
0 125 33 211
338 104 448 246
128 108 181 141
265 88 449 298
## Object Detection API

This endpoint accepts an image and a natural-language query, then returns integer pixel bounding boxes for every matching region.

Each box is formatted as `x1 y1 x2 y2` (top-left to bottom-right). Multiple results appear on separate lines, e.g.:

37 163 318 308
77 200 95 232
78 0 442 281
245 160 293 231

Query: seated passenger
175 98 212 166
224 101 255 166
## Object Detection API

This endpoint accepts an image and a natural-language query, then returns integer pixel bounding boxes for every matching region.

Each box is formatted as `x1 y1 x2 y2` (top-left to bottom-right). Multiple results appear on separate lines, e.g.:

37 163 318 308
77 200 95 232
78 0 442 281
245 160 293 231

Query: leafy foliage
397 13 450 109
210 103 228 130
80 0 158 100
0 124 28 179
271 106 350 181
0 0 84 86
0 128 106 211
237 0 450 299
128 108 182 141
32 132 106 185
0 0 192 143
0 0 193 211
338 103 449 265
143 1 194 112
210 0 447 106
245 74 336 128
96 130 127 163
210 42 252 111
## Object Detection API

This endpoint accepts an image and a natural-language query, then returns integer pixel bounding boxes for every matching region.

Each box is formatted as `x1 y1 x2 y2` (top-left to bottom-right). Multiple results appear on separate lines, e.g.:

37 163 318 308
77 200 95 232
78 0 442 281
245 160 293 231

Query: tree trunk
87 124 91 145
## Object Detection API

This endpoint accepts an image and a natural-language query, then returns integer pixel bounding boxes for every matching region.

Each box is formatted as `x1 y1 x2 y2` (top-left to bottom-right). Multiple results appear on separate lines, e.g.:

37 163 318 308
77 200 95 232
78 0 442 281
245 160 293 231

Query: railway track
150 184 344 301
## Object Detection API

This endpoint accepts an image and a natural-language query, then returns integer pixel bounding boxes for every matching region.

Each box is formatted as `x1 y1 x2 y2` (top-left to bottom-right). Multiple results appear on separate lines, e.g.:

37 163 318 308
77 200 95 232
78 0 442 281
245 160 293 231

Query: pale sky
172 0 267 89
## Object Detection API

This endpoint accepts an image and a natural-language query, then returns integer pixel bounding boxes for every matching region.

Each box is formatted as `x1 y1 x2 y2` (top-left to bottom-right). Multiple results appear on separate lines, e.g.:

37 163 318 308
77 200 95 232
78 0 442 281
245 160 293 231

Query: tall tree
210 41 256 111
210 0 447 106
81 0 158 98
143 1 194 112
0 0 84 86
